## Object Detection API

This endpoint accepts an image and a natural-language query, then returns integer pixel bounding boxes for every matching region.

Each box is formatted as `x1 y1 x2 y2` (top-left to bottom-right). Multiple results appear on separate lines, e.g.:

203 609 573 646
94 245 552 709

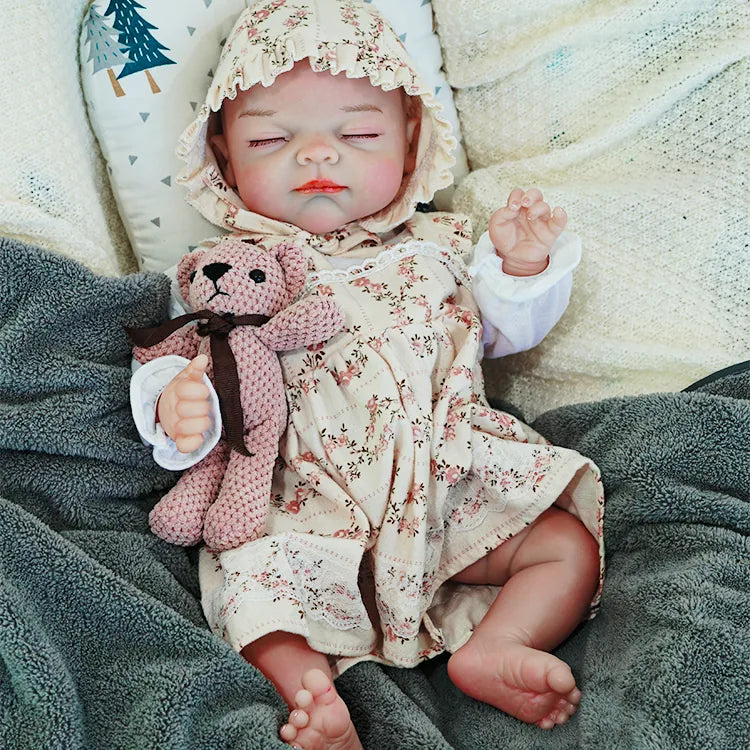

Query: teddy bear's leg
149 440 231 546
202 419 279 551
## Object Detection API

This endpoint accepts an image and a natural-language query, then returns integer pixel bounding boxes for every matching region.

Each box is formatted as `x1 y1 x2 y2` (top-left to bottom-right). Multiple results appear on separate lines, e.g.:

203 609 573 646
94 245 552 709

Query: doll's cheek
365 157 407 203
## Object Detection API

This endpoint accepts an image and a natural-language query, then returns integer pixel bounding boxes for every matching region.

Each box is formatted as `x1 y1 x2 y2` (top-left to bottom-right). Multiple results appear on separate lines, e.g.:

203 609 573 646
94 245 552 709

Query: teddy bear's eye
189 271 197 284
249 269 266 283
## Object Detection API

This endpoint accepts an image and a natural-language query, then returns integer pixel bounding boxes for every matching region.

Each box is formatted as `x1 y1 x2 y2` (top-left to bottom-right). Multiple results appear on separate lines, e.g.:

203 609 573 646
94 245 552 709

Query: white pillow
80 0 468 273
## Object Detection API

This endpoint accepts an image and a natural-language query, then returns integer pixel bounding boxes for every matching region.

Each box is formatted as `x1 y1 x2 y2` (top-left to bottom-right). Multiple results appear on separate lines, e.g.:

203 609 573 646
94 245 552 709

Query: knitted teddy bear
129 237 344 551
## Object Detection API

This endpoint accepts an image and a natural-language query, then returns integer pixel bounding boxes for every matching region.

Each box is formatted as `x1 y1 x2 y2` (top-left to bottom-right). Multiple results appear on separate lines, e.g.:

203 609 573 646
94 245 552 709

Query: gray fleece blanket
1 237 748 750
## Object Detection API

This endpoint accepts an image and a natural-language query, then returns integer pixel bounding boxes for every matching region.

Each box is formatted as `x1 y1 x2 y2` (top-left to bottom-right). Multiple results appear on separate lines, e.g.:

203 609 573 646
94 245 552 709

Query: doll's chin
292 204 350 235
296 217 347 235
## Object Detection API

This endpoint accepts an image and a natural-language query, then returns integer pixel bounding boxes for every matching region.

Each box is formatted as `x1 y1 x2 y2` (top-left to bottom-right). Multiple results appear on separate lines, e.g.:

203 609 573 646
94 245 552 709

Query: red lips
295 179 346 194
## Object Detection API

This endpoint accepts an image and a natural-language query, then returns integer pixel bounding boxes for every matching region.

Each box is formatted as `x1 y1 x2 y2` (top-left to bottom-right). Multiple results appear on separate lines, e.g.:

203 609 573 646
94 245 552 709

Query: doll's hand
488 188 567 276
156 354 211 453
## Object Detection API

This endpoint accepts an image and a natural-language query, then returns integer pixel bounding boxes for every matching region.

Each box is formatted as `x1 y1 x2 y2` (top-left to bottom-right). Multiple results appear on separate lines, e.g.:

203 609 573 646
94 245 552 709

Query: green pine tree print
104 0 175 94
85 5 130 97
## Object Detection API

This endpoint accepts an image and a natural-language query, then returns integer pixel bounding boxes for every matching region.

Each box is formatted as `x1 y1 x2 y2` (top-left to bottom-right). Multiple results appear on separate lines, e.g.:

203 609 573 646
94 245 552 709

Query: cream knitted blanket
2 0 746 414
434 0 749 417
0 1 134 276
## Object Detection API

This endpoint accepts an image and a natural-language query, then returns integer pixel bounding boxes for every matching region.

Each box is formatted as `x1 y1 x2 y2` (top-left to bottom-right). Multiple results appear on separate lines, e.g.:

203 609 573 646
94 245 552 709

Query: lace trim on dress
443 434 568 539
217 535 369 632
305 240 473 291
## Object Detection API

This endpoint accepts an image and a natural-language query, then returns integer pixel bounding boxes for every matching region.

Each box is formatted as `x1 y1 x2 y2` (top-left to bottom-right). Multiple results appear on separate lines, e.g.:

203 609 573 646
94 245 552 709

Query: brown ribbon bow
127 310 270 456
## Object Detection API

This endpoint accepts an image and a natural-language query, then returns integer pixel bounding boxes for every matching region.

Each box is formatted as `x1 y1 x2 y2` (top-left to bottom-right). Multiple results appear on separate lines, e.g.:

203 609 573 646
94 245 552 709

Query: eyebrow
237 103 384 117
340 104 384 113
237 108 277 118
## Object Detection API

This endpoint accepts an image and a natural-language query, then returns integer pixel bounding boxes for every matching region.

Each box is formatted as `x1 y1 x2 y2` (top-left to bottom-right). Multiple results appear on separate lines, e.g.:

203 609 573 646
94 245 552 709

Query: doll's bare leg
242 632 362 750
447 507 600 729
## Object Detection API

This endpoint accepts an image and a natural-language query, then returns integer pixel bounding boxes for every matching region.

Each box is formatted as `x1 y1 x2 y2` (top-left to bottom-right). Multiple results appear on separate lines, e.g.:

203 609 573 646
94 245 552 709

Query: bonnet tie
127 310 270 457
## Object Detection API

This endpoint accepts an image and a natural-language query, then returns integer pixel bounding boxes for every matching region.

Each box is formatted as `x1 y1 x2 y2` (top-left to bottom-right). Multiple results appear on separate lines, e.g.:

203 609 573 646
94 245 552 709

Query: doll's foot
448 638 581 729
279 669 362 750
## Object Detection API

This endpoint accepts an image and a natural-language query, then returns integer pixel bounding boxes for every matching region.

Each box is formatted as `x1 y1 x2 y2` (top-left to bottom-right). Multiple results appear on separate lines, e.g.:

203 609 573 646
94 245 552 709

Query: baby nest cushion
80 0 468 273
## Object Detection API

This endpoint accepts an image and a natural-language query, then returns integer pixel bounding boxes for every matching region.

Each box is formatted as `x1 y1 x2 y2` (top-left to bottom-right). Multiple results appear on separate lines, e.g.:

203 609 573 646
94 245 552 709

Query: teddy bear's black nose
202 262 232 282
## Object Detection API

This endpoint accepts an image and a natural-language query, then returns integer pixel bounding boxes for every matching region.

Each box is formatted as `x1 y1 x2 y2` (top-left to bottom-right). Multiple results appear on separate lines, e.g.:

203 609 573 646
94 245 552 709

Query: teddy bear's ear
274 242 308 298
176 249 205 302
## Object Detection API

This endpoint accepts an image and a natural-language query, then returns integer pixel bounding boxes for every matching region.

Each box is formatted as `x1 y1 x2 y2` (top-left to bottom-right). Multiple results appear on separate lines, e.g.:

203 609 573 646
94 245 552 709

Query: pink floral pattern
218 0 422 99
205 215 605 670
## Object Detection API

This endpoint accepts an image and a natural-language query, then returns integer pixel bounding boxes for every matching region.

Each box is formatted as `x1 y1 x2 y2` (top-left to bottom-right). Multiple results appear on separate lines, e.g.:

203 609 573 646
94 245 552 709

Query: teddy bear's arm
256 298 344 352
132 326 201 364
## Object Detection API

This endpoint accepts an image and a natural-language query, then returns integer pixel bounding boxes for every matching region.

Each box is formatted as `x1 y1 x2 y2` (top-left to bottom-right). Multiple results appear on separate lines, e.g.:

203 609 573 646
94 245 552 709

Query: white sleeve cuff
130 355 222 471
468 231 582 358
468 230 581 301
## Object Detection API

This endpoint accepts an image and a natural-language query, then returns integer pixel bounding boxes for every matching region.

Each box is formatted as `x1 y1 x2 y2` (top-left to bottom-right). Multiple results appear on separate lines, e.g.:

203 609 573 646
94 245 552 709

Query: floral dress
199 214 605 673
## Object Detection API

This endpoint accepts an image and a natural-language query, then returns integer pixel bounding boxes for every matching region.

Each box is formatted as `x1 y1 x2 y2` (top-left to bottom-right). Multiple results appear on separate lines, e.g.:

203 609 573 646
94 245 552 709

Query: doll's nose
296 136 339 165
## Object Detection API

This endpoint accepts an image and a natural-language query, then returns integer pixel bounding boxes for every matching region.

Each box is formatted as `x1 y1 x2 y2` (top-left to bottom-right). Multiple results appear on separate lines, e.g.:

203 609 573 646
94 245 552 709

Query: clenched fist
157 354 212 453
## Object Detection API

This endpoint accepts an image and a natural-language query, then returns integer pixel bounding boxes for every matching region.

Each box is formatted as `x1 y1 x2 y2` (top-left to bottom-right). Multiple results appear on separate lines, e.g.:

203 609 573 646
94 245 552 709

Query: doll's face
212 63 417 234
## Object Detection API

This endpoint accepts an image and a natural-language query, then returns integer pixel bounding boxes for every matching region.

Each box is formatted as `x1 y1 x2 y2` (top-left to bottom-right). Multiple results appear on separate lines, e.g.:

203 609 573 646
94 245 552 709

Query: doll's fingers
549 206 568 233
175 399 211 418
520 188 543 208
507 187 525 211
525 206 567 248
491 205 520 225
177 416 211 436
174 434 205 454
184 354 209 380
525 200 552 222
175 379 210 401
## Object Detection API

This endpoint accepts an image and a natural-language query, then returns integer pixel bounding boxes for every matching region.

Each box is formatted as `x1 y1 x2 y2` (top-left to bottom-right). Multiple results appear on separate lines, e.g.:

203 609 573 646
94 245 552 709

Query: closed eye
247 137 286 148
342 133 380 141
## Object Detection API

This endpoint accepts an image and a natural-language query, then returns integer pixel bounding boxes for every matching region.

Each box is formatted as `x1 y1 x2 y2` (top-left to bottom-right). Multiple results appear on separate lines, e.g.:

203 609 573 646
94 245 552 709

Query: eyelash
246 134 380 148
247 137 285 148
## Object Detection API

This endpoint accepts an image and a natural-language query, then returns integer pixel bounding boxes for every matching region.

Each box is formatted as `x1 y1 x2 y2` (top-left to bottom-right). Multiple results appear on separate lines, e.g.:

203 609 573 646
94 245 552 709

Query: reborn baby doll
131 2 605 748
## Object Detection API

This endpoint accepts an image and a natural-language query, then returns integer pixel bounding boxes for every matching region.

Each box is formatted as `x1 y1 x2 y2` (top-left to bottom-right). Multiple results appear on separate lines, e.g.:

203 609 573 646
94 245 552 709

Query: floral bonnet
176 0 457 237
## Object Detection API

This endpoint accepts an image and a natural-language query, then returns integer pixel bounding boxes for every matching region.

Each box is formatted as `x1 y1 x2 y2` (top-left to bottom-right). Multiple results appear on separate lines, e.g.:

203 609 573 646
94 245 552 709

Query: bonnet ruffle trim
176 1 456 235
